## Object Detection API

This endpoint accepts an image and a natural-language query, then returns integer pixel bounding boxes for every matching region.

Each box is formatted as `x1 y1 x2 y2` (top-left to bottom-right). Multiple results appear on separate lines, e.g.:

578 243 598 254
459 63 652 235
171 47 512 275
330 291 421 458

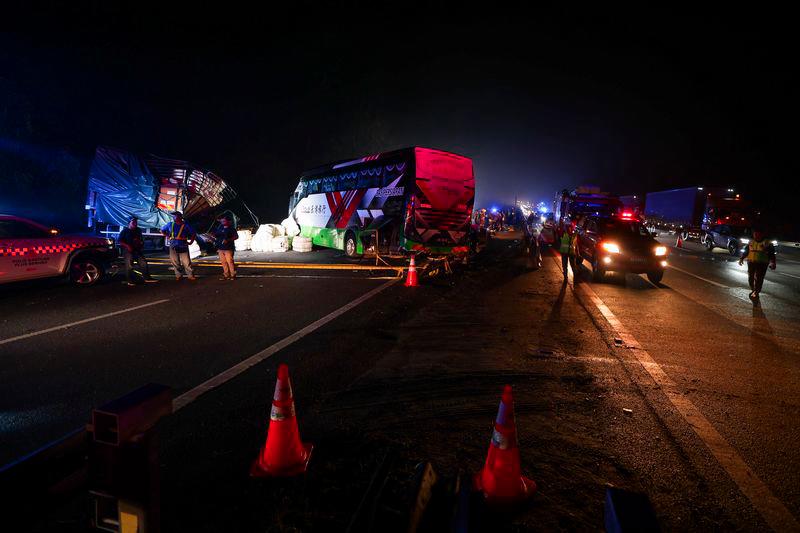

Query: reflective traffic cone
405 255 418 287
474 385 536 506
251 364 313 477
676 234 683 248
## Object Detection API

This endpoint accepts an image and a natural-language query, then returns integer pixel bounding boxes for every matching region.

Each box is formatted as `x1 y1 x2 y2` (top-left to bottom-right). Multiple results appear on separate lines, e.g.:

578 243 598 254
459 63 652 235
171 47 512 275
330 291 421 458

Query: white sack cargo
235 229 253 251
281 216 301 237
250 224 274 252
189 240 202 259
271 235 288 252
265 224 285 237
291 236 313 252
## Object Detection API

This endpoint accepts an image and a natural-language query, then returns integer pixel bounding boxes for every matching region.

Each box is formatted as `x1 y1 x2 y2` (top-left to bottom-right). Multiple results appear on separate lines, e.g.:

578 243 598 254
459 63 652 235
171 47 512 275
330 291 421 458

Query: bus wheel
344 231 359 258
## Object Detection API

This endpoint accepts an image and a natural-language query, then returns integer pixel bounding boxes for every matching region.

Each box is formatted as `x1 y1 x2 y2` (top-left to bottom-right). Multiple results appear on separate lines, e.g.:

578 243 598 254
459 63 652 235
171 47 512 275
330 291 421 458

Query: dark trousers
124 249 151 282
561 252 576 277
747 261 768 293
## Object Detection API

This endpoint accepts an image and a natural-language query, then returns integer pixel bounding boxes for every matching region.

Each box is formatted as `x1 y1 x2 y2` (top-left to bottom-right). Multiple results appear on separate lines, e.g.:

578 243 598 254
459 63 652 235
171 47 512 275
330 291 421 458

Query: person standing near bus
161 211 197 281
214 214 238 280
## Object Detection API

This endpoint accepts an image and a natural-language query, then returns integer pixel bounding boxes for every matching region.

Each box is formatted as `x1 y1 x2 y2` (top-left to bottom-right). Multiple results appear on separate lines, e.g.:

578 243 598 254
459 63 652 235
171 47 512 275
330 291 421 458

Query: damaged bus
288 147 475 257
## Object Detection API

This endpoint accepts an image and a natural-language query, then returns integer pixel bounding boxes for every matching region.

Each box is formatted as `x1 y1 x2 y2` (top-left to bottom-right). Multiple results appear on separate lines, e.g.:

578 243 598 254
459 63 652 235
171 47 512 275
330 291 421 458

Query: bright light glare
660 260 668 267
603 256 612 264
601 242 620 253
740 238 749 244
654 246 667 256
772 240 778 245
540 215 546 223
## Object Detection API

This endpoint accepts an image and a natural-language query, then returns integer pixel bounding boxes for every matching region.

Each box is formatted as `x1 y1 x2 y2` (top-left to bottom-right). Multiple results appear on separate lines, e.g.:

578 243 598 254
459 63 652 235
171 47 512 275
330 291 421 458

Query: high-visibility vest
746 239 769 263
170 222 187 241
560 233 574 254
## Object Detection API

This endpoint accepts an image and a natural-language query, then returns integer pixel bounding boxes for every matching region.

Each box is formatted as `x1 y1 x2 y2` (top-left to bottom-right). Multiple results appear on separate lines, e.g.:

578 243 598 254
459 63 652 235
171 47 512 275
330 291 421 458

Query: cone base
473 470 537 506
250 442 313 478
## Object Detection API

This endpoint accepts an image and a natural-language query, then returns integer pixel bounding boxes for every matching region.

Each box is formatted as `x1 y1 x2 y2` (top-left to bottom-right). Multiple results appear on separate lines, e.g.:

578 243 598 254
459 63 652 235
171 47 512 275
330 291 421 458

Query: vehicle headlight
601 242 620 254
654 246 667 256
739 238 749 244
771 240 778 246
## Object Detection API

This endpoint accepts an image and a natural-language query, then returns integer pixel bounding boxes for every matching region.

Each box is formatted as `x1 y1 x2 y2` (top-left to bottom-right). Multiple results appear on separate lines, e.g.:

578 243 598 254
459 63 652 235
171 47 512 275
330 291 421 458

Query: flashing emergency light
620 212 633 218
491 207 498 214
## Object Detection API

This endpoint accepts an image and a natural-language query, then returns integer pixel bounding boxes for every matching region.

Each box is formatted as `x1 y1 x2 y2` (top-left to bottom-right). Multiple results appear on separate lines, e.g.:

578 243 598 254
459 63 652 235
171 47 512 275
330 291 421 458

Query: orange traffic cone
474 385 536 505
251 364 313 477
405 255 418 287
676 233 683 248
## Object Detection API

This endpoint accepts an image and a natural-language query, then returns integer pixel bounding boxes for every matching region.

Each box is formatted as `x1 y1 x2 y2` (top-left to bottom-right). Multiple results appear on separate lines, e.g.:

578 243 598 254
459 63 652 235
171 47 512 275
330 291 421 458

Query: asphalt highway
2 236 799 531
0 263 391 466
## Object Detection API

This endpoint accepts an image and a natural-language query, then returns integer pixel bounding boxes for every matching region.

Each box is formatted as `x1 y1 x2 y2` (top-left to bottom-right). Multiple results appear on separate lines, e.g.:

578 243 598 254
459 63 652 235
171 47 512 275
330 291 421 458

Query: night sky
1 5 796 232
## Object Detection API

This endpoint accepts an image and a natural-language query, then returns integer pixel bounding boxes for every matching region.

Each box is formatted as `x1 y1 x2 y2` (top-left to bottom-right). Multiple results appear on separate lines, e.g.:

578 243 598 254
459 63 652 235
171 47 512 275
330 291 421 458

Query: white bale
271 235 288 252
250 225 274 252
235 229 253 251
291 236 312 252
265 223 285 237
281 216 301 237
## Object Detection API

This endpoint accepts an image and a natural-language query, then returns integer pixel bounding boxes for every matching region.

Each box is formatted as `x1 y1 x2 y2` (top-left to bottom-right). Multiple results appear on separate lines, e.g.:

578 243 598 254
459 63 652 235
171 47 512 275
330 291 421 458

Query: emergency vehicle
0 215 118 286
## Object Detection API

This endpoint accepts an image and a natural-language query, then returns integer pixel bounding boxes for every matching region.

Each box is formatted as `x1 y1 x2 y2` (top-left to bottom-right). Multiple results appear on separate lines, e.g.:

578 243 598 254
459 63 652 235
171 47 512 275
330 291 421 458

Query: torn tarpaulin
86 146 258 232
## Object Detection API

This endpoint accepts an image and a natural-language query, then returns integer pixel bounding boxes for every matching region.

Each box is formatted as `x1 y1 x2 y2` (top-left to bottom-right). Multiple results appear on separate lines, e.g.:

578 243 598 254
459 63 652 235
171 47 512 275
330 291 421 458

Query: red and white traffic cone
474 385 536 506
251 364 313 477
405 255 418 287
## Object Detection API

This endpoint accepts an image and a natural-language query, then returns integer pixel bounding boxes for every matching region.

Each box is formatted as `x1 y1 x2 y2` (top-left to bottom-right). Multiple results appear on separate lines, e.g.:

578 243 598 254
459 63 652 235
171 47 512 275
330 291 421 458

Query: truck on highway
643 187 753 241
287 147 475 257
553 186 622 233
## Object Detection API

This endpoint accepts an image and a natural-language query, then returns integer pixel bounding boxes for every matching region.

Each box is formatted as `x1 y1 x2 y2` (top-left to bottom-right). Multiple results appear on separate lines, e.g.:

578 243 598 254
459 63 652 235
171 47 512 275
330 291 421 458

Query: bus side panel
295 158 413 252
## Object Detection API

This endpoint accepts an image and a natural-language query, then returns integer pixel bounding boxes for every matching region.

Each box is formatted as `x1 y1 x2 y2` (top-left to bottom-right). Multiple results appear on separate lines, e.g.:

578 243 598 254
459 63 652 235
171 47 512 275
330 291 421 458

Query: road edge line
172 277 400 411
575 281 800 532
0 299 170 346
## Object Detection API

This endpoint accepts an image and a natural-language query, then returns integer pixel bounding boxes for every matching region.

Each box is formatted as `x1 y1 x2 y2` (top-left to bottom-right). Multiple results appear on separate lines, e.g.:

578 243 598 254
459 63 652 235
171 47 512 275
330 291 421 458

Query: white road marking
0 299 170 346
776 271 800 280
173 278 400 411
575 281 800 532
667 265 729 288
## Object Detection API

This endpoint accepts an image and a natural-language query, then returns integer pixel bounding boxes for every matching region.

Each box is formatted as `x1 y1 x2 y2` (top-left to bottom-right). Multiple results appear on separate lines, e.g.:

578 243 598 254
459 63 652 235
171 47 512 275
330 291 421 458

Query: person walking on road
119 216 158 286
214 214 238 280
161 211 197 281
738 228 776 300
559 223 577 280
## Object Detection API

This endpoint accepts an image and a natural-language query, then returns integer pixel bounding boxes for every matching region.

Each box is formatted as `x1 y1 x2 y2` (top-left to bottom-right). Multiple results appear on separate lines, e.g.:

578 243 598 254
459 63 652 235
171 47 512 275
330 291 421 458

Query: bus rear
403 148 475 255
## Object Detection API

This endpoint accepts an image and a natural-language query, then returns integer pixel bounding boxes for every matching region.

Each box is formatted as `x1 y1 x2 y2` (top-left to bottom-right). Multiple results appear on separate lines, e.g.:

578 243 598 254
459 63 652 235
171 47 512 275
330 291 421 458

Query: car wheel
344 231 359 258
647 269 664 284
705 236 715 251
70 258 103 286
728 241 739 256
592 259 605 282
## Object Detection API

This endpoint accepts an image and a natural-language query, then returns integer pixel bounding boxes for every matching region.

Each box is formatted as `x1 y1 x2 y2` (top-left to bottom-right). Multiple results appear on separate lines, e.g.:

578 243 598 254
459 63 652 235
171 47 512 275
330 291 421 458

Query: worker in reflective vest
559 224 577 280
738 228 776 300
161 211 197 281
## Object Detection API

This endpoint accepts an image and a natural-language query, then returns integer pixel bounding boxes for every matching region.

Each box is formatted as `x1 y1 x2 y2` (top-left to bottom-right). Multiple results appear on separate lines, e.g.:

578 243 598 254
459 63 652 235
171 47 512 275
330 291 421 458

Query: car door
582 219 599 261
0 220 18 283
0 219 55 282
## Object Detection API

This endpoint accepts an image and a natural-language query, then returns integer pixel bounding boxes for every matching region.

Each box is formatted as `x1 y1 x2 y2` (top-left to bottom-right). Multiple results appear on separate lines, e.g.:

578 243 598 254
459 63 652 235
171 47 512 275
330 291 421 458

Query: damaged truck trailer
288 147 475 258
85 146 258 250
